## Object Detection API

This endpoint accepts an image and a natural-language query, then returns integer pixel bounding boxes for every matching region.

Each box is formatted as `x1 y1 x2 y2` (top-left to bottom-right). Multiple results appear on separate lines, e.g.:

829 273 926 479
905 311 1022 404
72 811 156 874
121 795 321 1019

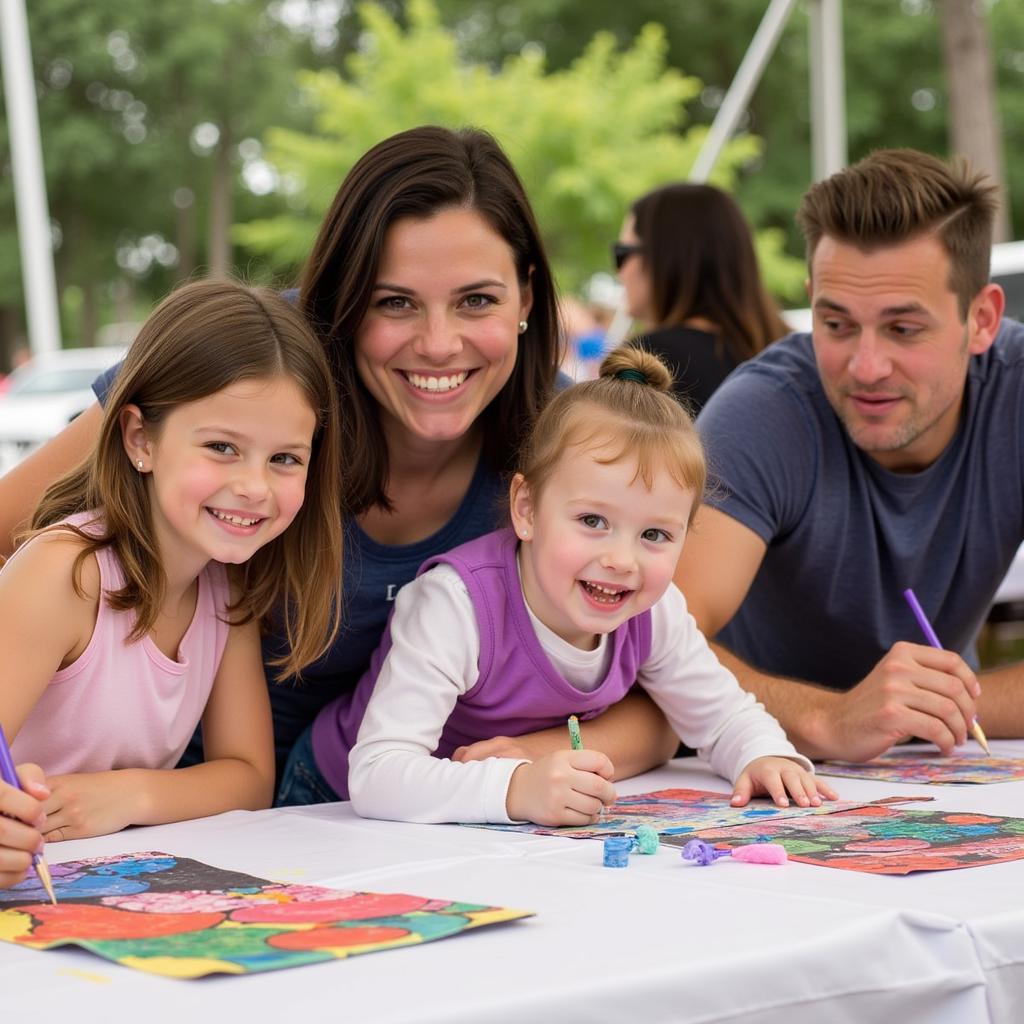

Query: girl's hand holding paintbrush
0 762 50 887
506 749 617 826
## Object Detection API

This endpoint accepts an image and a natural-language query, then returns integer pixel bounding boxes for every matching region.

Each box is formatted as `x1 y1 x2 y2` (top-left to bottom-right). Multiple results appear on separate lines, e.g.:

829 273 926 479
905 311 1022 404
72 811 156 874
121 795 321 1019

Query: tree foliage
435 0 1024 254
0 0 316 347
236 0 805 296
5 0 1021 354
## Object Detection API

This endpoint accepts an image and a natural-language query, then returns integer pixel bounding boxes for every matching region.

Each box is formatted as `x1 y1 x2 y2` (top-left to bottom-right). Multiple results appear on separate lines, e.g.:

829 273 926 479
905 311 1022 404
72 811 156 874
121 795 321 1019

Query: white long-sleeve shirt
348 564 811 824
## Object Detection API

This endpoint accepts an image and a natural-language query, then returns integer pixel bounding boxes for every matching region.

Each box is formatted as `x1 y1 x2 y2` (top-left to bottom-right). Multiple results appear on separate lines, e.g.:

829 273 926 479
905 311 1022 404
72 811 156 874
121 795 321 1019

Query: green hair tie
614 367 648 385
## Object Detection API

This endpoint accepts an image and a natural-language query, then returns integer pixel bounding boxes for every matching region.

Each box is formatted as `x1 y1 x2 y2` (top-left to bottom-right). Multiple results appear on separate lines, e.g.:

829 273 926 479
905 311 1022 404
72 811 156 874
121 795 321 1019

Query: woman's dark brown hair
299 125 561 515
631 183 787 360
29 279 344 680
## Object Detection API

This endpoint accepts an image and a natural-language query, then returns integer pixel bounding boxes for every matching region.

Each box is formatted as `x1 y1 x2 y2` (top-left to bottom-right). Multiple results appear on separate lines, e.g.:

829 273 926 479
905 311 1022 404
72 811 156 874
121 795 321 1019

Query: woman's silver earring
136 460 144 472
518 320 528 335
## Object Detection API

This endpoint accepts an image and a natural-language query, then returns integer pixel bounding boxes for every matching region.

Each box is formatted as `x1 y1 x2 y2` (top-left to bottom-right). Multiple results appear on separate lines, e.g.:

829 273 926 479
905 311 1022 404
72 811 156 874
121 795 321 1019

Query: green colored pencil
567 714 583 751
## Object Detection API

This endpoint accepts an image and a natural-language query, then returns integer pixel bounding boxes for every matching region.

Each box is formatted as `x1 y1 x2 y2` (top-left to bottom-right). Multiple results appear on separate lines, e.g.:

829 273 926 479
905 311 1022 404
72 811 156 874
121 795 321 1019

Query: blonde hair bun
514 337 705 526
598 345 673 393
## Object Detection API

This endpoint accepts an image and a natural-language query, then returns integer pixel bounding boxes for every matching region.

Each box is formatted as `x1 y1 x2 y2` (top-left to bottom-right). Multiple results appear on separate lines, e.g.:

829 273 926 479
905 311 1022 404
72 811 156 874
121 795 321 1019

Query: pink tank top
9 513 231 774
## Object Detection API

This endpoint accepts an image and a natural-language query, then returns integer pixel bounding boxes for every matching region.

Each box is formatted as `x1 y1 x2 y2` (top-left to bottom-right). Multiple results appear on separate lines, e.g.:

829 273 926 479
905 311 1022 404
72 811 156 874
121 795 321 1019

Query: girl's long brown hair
28 279 344 679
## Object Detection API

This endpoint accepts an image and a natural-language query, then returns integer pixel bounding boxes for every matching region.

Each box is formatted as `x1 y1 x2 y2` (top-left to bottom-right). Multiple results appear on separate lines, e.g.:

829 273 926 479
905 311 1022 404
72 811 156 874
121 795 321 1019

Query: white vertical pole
1 0 61 354
808 0 847 179
608 0 801 348
689 0 800 184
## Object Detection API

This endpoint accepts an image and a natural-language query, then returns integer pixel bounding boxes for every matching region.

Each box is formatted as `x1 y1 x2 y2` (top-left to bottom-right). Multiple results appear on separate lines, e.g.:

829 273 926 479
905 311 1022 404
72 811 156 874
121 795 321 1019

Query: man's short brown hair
796 149 1000 318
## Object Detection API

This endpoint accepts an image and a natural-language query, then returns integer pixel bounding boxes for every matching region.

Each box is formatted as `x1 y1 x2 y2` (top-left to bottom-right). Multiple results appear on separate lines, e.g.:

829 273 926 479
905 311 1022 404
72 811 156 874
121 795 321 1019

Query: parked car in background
783 239 1024 333
0 346 125 477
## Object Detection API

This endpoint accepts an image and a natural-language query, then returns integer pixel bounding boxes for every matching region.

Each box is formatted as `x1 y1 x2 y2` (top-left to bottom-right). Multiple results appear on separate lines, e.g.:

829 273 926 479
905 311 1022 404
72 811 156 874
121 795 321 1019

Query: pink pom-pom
730 843 788 865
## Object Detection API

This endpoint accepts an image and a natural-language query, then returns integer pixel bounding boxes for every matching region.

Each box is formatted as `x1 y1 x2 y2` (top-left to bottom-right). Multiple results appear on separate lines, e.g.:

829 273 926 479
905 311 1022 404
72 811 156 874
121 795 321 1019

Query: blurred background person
615 182 788 412
559 274 622 381
0 347 32 396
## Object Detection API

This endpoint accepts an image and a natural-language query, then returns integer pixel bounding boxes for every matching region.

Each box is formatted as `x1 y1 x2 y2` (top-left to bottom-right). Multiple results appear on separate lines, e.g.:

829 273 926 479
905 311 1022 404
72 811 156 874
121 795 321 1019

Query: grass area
978 603 1024 669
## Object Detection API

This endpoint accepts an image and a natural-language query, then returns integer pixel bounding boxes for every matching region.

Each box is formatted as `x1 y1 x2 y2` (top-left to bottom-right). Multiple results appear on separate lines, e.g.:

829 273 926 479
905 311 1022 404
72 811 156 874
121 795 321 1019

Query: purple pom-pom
680 839 729 866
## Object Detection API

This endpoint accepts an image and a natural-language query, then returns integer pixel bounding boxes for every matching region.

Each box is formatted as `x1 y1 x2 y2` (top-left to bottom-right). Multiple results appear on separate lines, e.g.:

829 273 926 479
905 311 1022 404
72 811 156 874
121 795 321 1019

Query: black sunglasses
611 242 643 271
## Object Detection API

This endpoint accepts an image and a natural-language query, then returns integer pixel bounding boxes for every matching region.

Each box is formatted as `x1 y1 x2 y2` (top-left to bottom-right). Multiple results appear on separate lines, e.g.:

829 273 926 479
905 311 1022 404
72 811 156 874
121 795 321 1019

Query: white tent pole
809 0 847 180
606 0 847 349
607 0 800 348
688 0 800 184
1 0 61 354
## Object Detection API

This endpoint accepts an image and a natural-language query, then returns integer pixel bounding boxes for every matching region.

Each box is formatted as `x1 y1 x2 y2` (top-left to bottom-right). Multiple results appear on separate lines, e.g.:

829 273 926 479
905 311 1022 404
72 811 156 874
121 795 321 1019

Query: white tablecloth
5 743 1024 1023
995 544 1024 604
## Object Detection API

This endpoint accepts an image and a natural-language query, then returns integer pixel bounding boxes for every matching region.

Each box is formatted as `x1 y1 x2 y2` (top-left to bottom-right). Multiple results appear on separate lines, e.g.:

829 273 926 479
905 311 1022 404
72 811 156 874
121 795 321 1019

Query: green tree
435 0 1024 261
237 0 804 298
0 0 317 356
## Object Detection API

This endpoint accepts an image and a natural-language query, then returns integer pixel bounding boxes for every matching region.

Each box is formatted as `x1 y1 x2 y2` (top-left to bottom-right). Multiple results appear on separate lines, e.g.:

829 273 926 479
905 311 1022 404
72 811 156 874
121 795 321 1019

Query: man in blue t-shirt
678 149 1024 762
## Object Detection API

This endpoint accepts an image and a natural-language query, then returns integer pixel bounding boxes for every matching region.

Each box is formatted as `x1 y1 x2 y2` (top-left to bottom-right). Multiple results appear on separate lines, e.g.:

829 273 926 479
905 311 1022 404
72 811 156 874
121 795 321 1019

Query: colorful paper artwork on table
465 787 921 839
0 852 531 979
466 785 1024 874
817 752 1024 785
664 804 1024 875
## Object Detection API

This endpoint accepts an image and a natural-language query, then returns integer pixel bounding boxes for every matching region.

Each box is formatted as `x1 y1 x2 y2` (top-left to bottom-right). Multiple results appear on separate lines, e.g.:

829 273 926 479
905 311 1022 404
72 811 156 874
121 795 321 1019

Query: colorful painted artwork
817 752 1024 785
0 852 531 978
466 788 922 839
665 804 1024 874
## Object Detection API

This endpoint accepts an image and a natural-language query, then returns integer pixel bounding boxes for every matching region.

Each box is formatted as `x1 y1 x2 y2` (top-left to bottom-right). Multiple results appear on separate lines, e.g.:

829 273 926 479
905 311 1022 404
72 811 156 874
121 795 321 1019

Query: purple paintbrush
0 723 57 903
902 588 991 757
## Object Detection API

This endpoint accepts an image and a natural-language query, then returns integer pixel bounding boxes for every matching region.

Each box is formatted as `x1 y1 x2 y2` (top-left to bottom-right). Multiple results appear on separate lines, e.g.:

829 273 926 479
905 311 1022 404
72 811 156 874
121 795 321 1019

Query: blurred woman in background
614 182 788 412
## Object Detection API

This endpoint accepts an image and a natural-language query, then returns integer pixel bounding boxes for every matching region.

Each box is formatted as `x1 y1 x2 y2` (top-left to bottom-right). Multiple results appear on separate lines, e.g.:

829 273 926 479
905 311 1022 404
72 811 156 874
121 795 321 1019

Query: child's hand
0 764 49 888
731 756 838 809
41 771 136 842
452 735 532 764
506 749 617 826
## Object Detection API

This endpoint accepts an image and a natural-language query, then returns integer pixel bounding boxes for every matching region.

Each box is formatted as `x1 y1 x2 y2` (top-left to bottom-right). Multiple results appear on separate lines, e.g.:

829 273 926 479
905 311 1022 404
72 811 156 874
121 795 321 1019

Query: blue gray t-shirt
696 320 1024 689
92 364 508 771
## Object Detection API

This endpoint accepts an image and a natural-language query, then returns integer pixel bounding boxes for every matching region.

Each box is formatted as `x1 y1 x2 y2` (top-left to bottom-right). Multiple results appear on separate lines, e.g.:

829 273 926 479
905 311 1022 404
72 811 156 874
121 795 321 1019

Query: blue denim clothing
276 724 341 806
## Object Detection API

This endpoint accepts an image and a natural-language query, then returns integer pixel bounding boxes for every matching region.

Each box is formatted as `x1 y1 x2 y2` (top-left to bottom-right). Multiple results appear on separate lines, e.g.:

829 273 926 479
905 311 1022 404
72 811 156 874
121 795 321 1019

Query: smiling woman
353 206 529 458
0 126 680 796
297 127 554 525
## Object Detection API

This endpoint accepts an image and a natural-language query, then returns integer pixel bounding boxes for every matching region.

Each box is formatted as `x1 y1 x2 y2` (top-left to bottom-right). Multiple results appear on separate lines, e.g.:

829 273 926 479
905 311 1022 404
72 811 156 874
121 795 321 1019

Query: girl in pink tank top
0 279 342 890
